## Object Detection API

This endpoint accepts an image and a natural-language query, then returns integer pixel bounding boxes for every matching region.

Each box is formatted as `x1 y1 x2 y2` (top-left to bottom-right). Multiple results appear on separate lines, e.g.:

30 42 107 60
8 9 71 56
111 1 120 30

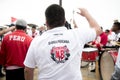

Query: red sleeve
92 41 96 45
0 38 7 65
96 43 101 50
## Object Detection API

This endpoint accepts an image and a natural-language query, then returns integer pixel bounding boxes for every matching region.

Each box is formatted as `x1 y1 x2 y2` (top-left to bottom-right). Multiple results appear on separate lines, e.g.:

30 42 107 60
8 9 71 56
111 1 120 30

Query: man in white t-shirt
111 22 120 41
24 4 102 80
111 22 120 80
27 25 39 38
111 49 120 80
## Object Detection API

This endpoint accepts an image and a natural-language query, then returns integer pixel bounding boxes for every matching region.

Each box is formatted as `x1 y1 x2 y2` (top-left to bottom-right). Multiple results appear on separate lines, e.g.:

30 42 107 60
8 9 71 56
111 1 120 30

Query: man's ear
46 20 49 30
46 20 48 27
64 19 66 24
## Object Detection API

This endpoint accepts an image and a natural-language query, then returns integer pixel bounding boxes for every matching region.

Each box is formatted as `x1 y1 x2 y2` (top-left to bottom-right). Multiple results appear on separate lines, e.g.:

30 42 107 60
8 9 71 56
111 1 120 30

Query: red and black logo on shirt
51 45 70 64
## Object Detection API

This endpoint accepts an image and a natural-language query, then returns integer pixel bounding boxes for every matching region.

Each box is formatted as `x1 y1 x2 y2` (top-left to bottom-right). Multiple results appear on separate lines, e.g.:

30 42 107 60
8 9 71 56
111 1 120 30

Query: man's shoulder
3 32 13 39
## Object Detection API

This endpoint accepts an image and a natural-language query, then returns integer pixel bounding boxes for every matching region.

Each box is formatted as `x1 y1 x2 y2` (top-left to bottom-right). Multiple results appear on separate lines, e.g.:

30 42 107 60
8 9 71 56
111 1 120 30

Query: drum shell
109 50 118 63
82 49 98 62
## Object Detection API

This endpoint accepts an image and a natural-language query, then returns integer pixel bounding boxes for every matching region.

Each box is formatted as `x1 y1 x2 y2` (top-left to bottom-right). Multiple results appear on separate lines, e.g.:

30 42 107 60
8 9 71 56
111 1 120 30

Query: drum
82 48 98 62
99 50 118 80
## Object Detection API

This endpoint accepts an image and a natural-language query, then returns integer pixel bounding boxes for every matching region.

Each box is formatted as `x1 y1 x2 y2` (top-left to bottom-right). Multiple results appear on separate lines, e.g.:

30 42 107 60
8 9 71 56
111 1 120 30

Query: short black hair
16 25 26 30
32 25 36 29
101 27 103 30
45 4 65 28
113 22 120 30
105 29 110 33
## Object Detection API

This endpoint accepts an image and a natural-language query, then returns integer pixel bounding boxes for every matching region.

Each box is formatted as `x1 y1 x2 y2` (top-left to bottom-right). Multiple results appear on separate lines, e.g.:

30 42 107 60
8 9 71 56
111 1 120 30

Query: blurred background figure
0 27 5 78
0 27 4 41
111 22 120 80
89 27 108 51
0 19 33 80
114 19 119 23
4 24 16 36
105 29 110 36
0 25 16 78
111 22 120 42
39 25 46 35
28 25 39 38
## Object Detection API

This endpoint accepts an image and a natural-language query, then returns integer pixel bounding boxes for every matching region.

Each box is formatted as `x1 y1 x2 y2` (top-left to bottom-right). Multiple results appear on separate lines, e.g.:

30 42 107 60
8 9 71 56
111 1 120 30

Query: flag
11 17 17 23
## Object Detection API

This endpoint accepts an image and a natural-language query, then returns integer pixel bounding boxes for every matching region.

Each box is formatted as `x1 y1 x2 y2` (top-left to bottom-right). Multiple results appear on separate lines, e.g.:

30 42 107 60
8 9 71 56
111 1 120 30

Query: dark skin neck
115 30 120 34
47 25 65 30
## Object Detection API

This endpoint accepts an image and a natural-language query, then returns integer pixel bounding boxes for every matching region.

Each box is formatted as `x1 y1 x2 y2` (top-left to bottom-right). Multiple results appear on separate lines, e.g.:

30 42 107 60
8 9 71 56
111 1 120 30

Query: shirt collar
45 26 67 33
15 30 26 33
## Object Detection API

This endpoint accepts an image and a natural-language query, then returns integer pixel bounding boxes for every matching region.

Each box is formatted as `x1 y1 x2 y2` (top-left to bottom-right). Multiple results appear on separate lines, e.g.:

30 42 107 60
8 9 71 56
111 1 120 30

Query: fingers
77 12 81 15
77 8 89 17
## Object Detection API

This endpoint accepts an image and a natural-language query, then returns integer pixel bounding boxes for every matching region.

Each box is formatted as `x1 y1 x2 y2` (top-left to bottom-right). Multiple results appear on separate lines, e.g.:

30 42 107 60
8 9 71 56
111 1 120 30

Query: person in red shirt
0 19 33 80
89 27 108 72
91 27 108 50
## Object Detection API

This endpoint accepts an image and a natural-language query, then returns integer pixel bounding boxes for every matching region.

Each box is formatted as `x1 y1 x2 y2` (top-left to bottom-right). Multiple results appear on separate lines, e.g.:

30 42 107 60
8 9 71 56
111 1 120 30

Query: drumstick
87 44 96 48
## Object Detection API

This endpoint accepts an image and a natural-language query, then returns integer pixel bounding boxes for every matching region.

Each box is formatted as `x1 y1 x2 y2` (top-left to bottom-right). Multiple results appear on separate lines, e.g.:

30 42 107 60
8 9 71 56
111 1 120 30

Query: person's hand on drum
92 45 97 48
87 42 97 48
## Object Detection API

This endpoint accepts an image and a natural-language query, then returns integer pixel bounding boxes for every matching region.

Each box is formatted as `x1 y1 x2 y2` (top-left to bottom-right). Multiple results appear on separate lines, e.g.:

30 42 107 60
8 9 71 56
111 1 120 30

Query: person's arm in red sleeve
96 43 101 50
100 33 108 46
92 41 96 45
0 38 6 65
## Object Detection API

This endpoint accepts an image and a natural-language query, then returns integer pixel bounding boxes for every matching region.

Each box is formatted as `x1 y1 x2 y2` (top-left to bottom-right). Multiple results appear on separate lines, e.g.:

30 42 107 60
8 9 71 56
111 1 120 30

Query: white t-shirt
116 48 120 68
108 32 116 41
27 30 40 38
24 26 96 80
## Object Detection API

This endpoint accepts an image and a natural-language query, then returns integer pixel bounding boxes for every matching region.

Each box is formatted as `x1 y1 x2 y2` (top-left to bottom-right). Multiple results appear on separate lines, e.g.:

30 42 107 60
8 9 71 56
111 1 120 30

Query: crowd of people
0 4 119 80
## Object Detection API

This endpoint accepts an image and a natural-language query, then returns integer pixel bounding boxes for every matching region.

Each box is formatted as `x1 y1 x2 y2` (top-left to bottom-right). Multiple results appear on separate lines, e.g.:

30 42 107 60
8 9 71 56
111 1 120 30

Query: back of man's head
32 25 36 29
45 4 65 29
114 22 120 30
16 19 27 30
111 22 120 33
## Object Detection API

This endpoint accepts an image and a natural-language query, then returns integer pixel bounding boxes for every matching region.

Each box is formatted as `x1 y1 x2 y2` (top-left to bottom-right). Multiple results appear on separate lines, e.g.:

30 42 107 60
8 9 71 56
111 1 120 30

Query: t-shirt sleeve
74 27 96 44
0 38 6 65
24 40 36 68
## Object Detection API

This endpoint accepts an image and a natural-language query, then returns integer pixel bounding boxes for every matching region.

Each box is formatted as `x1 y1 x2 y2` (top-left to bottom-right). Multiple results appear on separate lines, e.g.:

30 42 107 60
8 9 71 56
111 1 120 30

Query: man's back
24 4 102 80
0 30 32 67
24 27 96 80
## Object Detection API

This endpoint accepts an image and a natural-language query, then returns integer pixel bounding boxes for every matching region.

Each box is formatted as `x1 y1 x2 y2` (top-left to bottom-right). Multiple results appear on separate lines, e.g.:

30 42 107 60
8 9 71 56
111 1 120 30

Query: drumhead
82 48 98 52
100 51 115 80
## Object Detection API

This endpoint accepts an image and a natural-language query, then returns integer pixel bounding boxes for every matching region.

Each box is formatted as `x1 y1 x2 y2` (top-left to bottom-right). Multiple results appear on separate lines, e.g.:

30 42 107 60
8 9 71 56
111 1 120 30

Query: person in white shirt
111 49 120 80
111 22 120 80
24 4 102 80
27 25 39 38
111 22 120 41
39 26 46 35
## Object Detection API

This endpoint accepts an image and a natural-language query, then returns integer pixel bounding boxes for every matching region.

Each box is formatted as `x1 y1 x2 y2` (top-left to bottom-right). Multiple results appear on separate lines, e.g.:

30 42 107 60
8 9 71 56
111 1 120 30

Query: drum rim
82 48 98 52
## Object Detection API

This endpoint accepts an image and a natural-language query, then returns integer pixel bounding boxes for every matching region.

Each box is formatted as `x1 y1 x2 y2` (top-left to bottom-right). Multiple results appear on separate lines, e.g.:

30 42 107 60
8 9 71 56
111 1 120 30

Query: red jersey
0 30 33 67
99 32 108 46
92 32 108 50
